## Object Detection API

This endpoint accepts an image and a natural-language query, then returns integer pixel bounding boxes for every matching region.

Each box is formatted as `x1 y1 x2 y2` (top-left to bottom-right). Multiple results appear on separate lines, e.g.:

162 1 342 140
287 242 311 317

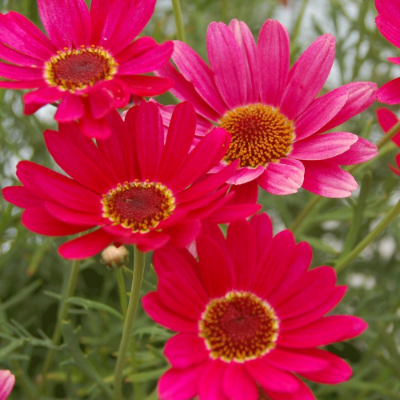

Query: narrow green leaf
67 297 123 321
61 321 113 399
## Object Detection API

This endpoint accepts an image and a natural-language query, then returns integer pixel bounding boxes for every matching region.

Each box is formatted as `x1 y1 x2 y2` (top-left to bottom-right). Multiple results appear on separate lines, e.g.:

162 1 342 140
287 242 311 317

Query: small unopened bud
101 245 129 269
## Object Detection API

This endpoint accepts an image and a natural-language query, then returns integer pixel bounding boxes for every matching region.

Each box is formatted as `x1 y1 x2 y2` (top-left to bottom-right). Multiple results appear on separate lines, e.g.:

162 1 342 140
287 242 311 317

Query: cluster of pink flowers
1 0 399 398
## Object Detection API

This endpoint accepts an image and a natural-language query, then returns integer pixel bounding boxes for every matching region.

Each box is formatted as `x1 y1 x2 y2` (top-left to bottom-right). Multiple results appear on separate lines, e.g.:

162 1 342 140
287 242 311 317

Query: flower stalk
113 247 146 400
171 0 185 42
39 259 81 395
335 198 400 273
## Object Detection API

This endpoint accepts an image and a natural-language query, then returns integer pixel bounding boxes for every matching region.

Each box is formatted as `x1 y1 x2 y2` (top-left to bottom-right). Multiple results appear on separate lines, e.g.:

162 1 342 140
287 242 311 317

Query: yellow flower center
44 46 118 92
219 104 294 168
101 181 175 233
199 291 279 363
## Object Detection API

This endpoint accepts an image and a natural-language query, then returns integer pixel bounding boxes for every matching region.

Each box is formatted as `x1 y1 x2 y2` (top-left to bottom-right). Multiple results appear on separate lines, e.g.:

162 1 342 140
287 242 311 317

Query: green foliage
1 0 400 399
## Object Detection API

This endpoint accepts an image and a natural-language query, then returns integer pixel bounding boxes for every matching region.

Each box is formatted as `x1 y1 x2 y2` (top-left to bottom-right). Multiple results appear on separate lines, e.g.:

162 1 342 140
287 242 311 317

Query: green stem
290 195 322 233
290 0 309 44
171 0 185 42
335 198 400 273
116 268 142 400
116 268 128 317
290 120 400 234
39 259 81 395
113 247 146 400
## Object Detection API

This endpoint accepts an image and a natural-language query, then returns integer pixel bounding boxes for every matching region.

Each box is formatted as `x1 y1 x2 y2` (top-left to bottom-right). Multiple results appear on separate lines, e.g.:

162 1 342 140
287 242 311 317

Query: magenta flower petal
23 87 64 112
22 206 90 236
0 62 44 80
290 132 358 160
320 82 377 132
164 333 209 368
281 34 335 120
142 292 198 332
298 349 352 384
145 215 367 399
328 137 378 165
118 75 172 97
223 363 259 400
279 316 367 348
197 235 234 297
0 370 15 400
257 159 305 195
99 0 156 54
0 12 56 59
264 376 316 400
377 107 399 132
199 361 228 400
226 220 257 291
38 0 90 48
117 41 174 75
282 286 347 330
302 160 357 197
246 358 299 393
376 14 400 49
55 93 84 122
172 41 228 115
253 230 296 298
226 165 265 185
134 101 164 181
2 186 42 208
228 19 258 103
377 77 400 104
294 89 348 141
207 22 248 108
44 125 118 192
264 348 329 373
59 229 114 259
158 363 208 400
258 19 290 107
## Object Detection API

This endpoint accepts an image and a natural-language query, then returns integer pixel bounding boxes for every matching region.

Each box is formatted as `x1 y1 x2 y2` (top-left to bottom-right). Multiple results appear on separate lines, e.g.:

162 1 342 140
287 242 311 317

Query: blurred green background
1 0 400 398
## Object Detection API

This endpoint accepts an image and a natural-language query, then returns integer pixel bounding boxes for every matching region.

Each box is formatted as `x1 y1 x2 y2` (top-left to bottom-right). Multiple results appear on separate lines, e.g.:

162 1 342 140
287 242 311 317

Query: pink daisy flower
2 101 247 259
143 214 367 400
0 370 15 400
156 19 378 197
375 0 400 105
0 0 173 138
376 107 400 175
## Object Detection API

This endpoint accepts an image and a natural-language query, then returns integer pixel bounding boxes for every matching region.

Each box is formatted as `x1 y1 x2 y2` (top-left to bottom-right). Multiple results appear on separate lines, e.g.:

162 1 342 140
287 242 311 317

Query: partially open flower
156 19 378 197
0 370 15 400
2 101 246 259
0 0 173 138
143 214 367 400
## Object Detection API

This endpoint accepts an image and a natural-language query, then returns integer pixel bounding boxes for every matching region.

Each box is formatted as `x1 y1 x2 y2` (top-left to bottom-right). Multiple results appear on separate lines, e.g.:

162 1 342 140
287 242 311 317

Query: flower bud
100 245 129 269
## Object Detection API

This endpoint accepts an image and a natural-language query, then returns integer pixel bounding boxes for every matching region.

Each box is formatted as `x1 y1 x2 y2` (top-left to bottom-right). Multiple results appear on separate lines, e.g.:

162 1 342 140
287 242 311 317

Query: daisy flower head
2 101 244 259
375 0 400 105
0 370 15 400
376 107 400 175
157 19 378 197
0 0 174 138
143 214 367 400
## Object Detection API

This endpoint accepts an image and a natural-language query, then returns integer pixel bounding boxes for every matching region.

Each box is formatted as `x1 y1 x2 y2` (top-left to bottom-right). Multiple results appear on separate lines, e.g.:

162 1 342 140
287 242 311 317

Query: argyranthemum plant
2 101 247 258
0 0 173 138
143 214 367 400
156 19 378 197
